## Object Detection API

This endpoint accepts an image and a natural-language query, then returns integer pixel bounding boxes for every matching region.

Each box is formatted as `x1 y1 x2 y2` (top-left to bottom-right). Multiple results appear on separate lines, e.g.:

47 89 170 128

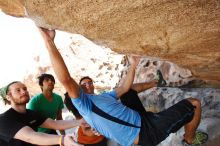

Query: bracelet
59 136 62 146
61 135 65 146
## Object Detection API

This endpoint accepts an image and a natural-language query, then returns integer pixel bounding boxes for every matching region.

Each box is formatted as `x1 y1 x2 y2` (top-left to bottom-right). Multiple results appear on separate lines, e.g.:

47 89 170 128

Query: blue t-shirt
71 89 141 146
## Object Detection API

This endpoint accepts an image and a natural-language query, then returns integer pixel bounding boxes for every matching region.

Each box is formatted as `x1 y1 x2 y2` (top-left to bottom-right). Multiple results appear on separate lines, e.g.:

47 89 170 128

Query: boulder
0 0 220 87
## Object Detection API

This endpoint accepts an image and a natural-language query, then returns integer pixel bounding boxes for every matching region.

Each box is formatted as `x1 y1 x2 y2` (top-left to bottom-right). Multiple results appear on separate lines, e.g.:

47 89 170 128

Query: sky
0 11 43 86
0 11 71 87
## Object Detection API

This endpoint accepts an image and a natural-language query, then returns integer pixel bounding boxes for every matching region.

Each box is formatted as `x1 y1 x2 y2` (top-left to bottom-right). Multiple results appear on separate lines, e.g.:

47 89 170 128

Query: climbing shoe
182 131 208 146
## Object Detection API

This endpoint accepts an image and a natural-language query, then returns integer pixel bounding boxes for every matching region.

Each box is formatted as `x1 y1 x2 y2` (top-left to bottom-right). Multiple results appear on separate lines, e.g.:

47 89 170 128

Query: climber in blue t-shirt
39 27 208 146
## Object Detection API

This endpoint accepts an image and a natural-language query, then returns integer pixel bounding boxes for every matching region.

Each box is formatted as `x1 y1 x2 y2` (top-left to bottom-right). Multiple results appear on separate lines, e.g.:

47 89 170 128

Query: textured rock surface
120 57 194 88
0 0 220 87
0 0 25 17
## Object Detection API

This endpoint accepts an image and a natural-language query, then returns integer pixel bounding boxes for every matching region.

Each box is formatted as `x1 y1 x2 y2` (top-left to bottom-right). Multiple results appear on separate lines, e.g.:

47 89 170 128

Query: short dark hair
38 73 55 86
79 76 93 85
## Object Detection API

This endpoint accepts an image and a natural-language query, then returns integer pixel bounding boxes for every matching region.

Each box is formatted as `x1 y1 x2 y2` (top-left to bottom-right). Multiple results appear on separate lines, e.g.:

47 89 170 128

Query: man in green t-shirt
27 73 65 136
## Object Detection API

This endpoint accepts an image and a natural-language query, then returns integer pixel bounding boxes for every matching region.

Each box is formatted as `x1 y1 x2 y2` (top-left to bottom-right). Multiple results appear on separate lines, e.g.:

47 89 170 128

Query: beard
12 95 30 105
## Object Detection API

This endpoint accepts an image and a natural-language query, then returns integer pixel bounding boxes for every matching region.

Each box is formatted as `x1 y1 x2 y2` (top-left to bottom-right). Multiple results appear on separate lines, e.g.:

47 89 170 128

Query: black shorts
120 89 195 146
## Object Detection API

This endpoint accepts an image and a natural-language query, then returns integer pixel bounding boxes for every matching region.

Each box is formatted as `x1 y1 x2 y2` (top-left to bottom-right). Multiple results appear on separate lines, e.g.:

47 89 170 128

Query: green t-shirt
27 93 64 133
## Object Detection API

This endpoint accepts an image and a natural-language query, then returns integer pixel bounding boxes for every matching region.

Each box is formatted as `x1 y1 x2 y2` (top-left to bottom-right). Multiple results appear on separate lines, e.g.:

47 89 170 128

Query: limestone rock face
0 0 220 87
0 0 25 17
